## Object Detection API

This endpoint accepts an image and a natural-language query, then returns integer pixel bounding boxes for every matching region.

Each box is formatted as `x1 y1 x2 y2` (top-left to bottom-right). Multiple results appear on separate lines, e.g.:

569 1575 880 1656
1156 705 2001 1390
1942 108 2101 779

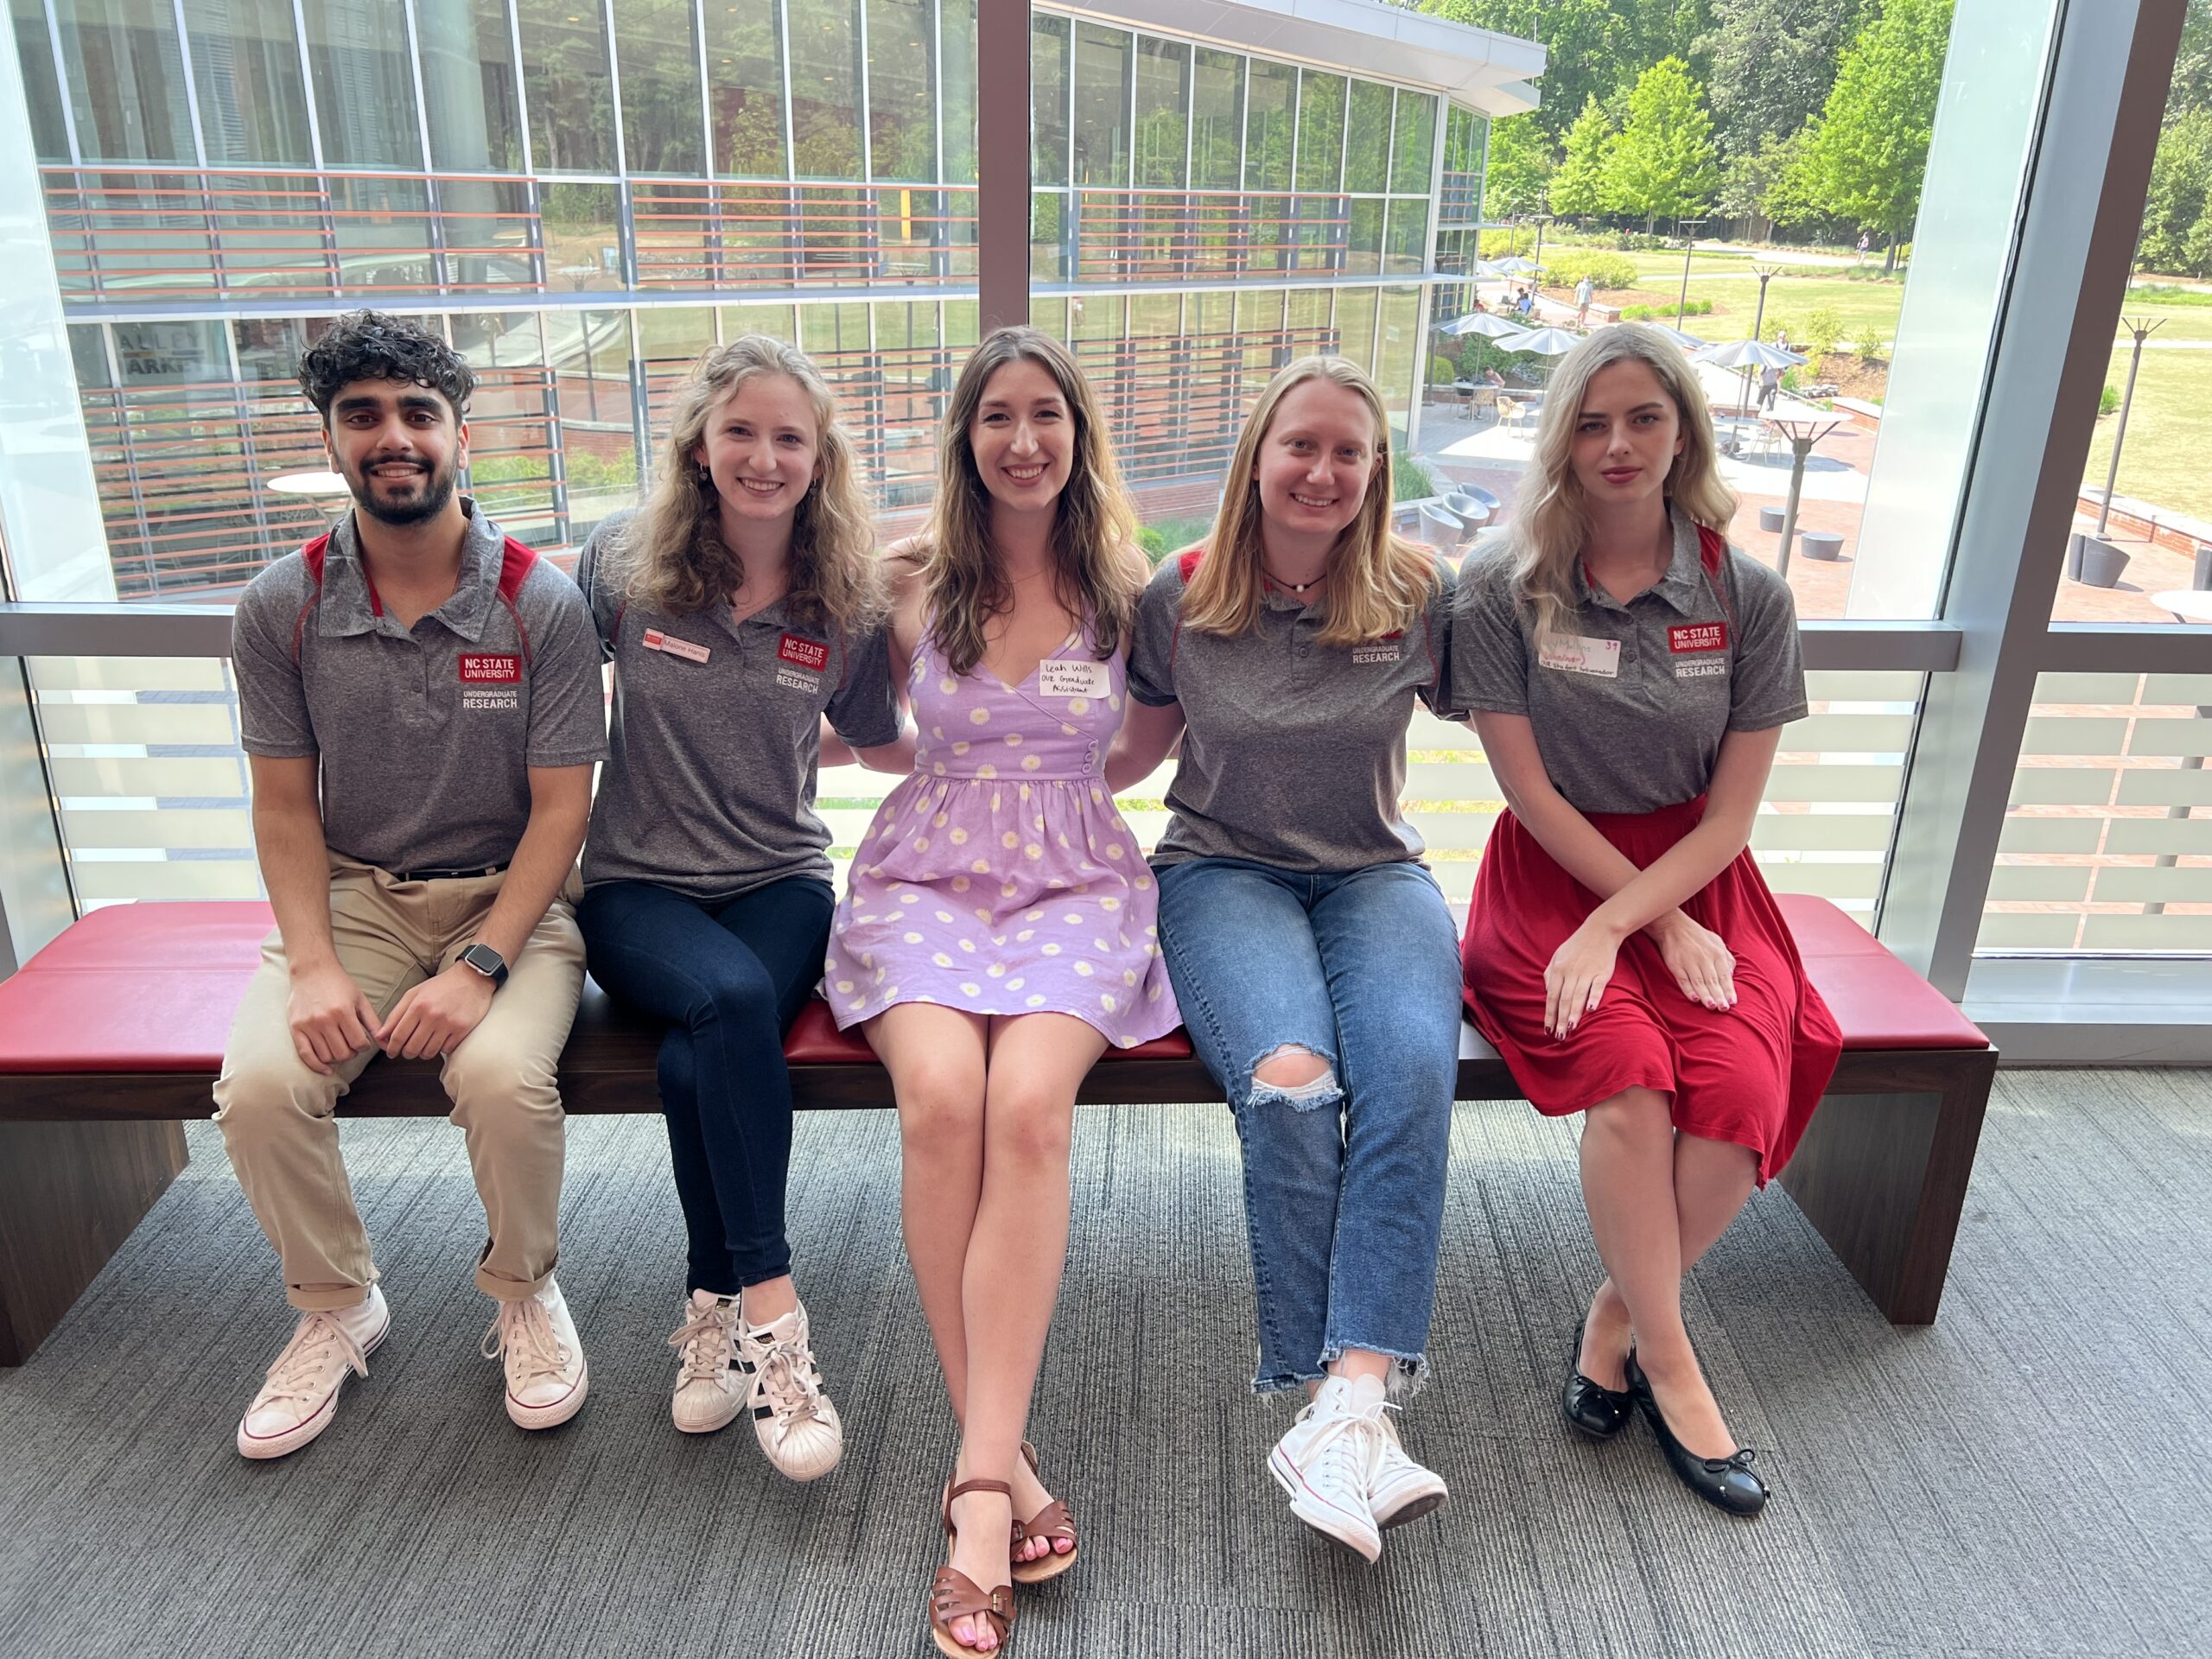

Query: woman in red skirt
1452 325 1840 1517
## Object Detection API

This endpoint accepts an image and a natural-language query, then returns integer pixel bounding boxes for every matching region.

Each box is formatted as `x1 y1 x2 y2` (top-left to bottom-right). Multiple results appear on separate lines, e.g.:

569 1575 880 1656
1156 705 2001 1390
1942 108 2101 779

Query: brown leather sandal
932 1477 1016 1656
1008 1440 1079 1585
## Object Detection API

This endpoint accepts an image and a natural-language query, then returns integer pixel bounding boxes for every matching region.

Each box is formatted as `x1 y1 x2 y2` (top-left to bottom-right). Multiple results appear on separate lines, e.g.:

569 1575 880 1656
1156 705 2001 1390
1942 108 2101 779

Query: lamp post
1765 414 1842 577
2094 315 2165 537
1675 218 1707 327
1532 213 1552 281
1507 213 1522 259
1739 264 1782 414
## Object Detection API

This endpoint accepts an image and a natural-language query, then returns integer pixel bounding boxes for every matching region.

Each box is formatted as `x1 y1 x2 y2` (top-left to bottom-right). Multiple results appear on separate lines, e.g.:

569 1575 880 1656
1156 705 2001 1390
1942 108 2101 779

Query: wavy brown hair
1510 324 1737 642
1182 355 1439 647
615 334 882 635
919 327 1144 677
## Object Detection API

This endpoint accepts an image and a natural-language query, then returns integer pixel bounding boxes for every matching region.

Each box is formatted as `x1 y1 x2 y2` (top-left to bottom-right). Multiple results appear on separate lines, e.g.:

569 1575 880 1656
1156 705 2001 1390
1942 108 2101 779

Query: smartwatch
458 942 509 989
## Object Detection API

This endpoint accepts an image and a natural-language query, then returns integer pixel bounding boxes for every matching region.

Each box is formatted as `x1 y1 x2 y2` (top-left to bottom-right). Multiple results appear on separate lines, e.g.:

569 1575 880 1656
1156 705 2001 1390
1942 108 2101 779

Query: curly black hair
297 310 476 426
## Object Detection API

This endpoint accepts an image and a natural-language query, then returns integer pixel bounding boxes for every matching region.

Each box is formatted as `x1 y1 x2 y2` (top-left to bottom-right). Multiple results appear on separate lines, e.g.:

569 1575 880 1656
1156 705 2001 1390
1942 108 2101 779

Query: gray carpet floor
2 1071 2207 1658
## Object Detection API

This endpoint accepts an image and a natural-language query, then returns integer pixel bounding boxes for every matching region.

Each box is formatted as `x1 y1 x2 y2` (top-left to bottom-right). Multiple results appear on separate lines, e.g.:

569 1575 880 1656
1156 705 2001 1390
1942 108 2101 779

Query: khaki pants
213 856 586 1311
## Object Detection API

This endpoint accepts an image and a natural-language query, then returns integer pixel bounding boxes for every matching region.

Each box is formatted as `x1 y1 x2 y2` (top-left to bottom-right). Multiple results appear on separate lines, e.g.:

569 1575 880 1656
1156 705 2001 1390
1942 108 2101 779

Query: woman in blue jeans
1109 357 1462 1563
575 338 906 1475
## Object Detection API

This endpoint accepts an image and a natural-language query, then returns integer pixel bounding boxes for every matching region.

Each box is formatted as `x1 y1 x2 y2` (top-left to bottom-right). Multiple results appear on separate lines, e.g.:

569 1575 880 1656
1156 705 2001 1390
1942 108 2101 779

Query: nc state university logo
458 654 522 682
778 633 829 672
1668 623 1727 654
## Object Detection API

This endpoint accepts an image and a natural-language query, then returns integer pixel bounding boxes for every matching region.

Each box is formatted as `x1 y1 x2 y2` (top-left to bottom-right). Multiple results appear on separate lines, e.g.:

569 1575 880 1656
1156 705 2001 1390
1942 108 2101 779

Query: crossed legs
868 1004 1105 1651
1574 1086 1758 1459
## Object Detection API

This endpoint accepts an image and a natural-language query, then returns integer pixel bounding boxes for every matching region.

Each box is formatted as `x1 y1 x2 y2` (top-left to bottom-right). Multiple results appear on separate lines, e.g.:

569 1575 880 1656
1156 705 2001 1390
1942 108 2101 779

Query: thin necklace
1262 563 1328 594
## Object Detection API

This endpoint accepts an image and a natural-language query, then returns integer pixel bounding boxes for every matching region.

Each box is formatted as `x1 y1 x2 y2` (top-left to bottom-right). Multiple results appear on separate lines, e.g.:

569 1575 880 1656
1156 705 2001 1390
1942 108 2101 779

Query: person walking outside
1575 276 1594 328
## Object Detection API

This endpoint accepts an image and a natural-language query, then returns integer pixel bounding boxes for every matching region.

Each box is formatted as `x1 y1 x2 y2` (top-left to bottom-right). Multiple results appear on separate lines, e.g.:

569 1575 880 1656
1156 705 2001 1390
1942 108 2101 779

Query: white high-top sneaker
667 1289 747 1434
1364 1392 1450 1529
480 1278 588 1430
734 1302 843 1482
236 1287 390 1460
1267 1375 1384 1562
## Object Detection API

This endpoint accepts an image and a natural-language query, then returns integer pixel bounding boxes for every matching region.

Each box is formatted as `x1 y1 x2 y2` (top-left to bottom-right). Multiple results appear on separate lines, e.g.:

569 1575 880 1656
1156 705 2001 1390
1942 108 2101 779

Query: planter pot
1800 531 1846 561
2074 535 2130 588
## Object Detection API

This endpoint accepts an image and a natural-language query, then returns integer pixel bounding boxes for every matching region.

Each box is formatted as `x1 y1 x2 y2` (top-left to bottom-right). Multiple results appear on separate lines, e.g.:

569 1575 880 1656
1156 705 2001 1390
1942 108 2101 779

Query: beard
346 452 459 527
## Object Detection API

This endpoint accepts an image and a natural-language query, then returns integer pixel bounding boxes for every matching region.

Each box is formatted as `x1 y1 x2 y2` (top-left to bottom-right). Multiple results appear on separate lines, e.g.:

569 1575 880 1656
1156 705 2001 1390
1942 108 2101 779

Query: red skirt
1459 797 1841 1184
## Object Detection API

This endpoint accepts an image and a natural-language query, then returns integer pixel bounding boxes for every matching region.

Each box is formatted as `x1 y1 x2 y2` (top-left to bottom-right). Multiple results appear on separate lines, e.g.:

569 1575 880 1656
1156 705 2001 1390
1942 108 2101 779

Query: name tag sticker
1039 658 1111 699
1537 632 1621 678
1669 621 1729 654
778 633 830 672
458 653 521 683
643 628 711 664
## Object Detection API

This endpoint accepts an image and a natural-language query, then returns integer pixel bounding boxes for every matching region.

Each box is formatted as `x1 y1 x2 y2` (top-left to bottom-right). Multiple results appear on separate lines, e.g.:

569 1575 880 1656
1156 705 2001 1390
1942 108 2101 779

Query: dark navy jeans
577 875 834 1296
1154 855 1461 1396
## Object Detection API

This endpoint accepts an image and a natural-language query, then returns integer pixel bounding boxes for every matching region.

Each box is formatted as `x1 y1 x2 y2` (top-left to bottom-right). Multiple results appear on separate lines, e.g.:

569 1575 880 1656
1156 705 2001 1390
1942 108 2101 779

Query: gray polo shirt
1127 548 1456 872
575 513 901 900
232 499 607 874
1451 507 1808 816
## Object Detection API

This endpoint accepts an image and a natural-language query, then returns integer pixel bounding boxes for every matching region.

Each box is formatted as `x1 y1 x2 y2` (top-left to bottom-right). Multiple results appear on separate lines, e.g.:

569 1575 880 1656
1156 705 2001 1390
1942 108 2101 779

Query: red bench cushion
0 894 1986 1077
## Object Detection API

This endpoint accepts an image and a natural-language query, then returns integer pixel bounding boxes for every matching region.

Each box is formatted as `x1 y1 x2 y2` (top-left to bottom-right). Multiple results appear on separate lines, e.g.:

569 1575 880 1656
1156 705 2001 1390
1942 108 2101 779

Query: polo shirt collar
316 499 505 641
1573 504 1707 617
710 593 794 646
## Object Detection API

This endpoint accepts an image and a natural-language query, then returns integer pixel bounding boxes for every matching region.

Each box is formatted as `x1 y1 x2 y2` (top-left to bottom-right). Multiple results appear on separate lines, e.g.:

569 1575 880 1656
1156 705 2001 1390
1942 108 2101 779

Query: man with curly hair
213 310 607 1459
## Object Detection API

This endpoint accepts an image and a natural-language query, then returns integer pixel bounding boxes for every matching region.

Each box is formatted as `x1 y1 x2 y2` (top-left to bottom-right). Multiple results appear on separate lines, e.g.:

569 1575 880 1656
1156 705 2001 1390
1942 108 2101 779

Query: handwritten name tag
642 628 710 664
1537 632 1621 678
1039 657 1110 699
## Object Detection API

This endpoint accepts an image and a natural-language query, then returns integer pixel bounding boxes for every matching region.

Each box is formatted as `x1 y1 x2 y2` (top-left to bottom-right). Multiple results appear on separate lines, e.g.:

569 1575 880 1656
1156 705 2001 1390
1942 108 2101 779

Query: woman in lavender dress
824 327 1174 1656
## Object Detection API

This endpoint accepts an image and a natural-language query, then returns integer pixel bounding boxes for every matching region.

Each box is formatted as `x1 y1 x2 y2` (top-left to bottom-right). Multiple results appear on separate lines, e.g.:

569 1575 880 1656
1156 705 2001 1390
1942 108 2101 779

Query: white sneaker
237 1287 390 1460
735 1302 843 1482
667 1289 746 1434
1367 1402 1450 1529
480 1277 588 1430
1267 1375 1383 1562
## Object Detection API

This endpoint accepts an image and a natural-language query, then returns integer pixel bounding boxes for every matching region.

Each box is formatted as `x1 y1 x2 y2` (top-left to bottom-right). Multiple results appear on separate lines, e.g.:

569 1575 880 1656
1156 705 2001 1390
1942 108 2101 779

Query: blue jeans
1154 856 1461 1397
577 876 834 1296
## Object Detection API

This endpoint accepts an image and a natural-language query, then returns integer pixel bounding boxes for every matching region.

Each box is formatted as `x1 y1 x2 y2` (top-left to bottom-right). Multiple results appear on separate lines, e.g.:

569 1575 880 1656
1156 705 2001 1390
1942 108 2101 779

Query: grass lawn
2082 342 2212 523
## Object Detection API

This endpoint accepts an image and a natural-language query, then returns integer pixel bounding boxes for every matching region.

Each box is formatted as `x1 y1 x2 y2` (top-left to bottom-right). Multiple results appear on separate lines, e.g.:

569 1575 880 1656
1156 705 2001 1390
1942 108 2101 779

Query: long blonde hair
1510 325 1737 641
920 327 1145 677
1182 356 1438 647
617 335 882 635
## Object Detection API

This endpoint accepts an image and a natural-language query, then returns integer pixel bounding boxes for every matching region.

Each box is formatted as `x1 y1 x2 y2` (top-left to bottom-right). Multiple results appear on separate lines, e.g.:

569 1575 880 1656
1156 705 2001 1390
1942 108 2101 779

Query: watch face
464 944 504 976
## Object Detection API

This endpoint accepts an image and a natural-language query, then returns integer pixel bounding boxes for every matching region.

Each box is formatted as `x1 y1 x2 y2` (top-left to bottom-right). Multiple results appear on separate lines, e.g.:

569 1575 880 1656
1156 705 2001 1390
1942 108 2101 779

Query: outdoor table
2150 589 2212 624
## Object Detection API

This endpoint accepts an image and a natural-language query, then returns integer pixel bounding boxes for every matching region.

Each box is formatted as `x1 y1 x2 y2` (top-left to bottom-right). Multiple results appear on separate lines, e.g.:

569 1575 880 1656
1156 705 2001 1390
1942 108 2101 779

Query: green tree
1718 127 1797 232
1608 57 1721 231
1784 0 1954 270
1548 95 1618 218
1699 0 1876 161
1421 0 1706 141
1483 115 1555 218
2139 107 2212 276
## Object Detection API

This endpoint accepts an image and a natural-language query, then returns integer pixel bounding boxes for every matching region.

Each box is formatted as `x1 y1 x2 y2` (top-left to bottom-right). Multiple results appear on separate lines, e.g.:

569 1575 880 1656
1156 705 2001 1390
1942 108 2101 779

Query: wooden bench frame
0 989 1995 1363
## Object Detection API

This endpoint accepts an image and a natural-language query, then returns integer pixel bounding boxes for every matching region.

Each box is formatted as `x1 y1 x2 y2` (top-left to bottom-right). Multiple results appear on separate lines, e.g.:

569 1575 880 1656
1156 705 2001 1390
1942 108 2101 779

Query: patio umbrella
1492 256 1541 276
1493 326 1580 356
1438 310 1531 339
1645 324 1707 351
1471 258 1512 279
1696 336 1808 423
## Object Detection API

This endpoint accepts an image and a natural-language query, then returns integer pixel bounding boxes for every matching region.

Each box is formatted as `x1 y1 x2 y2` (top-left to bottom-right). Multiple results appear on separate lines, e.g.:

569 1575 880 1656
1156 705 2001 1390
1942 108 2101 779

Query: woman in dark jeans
575 336 906 1477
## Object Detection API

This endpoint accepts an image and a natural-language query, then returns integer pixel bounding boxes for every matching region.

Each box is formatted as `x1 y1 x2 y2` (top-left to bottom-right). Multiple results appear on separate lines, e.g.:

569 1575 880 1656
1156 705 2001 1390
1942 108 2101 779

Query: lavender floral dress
823 622 1179 1046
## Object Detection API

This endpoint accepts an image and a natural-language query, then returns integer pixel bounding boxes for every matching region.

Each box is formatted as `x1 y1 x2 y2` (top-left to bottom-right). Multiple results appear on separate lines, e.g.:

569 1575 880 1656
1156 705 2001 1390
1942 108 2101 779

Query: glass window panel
70 322 113 389
866 0 934 181
1031 11 1068 188
54 0 194 162
720 302 798 343
944 297 977 348
183 0 312 167
329 175 432 289
1294 71 1343 194
799 300 868 354
940 0 976 185
1030 189 1066 283
302 1 423 169
450 310 556 544
787 0 861 180
1071 23 1130 188
1071 291 1122 341
1189 47 1239 192
517 0 616 174
1384 199 1426 276
1334 286 1375 372
1033 296 1068 341
613 0 705 175
543 181 622 288
550 308 637 537
705 0 786 177
1240 288 1281 338
1345 197 1382 277
1285 287 1329 338
114 319 228 383
1389 90 1433 193
418 0 525 173
1133 36 1186 190
10 0 69 160
1244 59 1292 193
1129 291 1179 339
1375 284 1418 448
1344 79 1390 195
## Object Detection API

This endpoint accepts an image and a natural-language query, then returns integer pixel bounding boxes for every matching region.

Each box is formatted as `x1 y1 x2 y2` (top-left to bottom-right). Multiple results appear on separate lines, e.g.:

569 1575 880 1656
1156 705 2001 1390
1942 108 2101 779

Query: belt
388 862 508 884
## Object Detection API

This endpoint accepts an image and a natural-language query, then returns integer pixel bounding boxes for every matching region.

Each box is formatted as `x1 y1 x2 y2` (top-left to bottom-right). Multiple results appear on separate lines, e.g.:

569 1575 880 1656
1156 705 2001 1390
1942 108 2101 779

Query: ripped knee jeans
1154 855 1462 1399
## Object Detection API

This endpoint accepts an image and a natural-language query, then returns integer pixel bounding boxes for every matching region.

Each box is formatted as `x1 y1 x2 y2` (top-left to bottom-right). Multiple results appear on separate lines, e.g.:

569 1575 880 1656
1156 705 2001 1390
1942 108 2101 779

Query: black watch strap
459 943 509 988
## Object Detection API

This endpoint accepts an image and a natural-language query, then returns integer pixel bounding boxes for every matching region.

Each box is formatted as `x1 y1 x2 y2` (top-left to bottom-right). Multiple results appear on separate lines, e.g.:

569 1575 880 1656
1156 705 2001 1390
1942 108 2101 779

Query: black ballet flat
1561 1318 1634 1440
1623 1351 1769 1517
